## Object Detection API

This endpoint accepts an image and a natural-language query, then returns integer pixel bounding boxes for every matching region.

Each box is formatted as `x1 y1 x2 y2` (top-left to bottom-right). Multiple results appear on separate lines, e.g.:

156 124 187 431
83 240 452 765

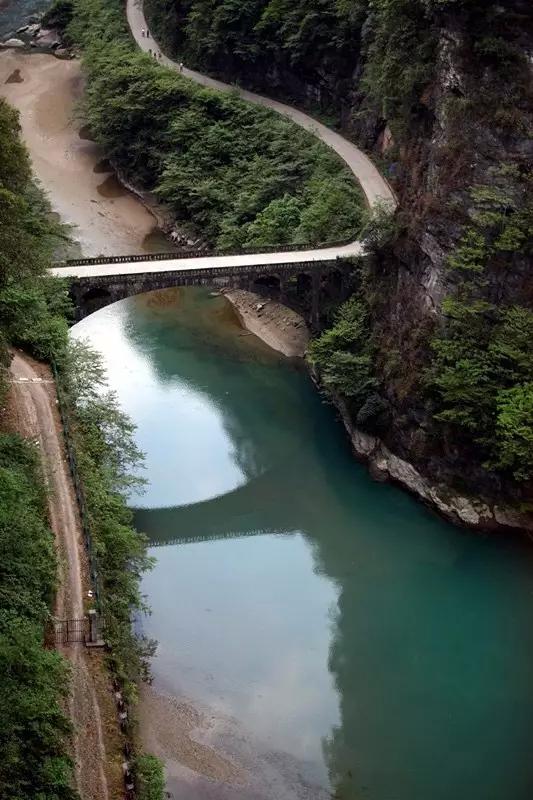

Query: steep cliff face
145 0 533 528
361 1 533 513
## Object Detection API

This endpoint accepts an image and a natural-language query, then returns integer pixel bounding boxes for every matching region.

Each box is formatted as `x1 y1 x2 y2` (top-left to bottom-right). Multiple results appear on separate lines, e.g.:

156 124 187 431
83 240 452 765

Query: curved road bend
50 0 396 281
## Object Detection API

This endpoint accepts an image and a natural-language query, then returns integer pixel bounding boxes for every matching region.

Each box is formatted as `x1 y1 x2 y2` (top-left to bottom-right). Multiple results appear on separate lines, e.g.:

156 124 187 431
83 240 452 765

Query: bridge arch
66 258 355 326
72 285 114 318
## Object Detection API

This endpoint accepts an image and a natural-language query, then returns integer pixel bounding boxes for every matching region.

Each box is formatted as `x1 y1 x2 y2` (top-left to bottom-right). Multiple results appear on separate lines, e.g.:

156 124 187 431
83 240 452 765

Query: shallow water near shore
0 49 173 257
73 288 533 800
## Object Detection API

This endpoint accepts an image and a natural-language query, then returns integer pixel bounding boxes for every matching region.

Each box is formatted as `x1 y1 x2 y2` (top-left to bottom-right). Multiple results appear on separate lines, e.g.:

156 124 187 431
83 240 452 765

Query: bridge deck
50 241 364 279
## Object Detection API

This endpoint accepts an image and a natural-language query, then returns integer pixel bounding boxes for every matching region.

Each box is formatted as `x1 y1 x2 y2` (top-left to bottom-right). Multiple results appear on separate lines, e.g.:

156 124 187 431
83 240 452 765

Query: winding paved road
51 0 395 280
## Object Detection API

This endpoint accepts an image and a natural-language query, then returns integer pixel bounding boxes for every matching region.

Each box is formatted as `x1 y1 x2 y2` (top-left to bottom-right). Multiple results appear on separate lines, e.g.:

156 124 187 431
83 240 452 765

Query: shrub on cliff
309 297 377 411
427 169 533 482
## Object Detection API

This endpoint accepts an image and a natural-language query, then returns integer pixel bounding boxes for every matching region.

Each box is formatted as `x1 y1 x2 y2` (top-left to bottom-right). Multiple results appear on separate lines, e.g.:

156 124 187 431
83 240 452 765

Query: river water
0 0 48 37
72 288 533 800
3 16 530 800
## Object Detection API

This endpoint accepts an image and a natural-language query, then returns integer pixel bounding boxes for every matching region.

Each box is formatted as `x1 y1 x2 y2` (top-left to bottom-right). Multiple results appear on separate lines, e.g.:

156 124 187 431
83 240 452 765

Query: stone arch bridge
51 242 361 326
49 0 398 325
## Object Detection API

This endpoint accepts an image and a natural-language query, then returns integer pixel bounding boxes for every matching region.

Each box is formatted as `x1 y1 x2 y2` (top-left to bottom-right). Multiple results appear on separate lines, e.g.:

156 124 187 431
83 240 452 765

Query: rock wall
334 397 533 534
145 0 533 530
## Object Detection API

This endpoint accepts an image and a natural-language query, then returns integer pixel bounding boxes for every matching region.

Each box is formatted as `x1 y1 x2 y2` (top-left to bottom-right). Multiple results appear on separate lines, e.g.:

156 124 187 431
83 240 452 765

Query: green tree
309 297 377 408
492 384 533 480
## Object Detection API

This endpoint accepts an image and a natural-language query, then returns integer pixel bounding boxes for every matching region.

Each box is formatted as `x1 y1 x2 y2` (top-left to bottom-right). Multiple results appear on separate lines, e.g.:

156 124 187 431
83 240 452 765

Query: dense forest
0 98 75 800
145 0 533 520
65 0 365 250
0 97 163 798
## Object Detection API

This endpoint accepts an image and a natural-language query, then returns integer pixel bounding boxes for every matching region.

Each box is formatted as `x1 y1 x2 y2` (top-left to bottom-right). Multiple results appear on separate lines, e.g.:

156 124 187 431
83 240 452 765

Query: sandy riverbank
0 50 161 256
224 290 309 358
0 49 310 358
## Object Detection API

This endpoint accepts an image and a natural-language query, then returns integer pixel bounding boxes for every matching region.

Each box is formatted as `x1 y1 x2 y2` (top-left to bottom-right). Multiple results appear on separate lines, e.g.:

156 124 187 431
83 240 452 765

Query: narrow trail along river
3 43 533 800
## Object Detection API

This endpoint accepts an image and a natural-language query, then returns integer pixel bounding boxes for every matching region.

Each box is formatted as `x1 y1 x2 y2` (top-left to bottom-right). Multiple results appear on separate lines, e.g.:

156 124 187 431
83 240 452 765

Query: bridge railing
54 235 355 267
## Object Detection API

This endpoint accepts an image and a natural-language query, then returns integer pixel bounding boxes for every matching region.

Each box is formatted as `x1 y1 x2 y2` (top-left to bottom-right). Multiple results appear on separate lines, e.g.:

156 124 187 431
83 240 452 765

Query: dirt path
128 0 396 211
8 352 110 800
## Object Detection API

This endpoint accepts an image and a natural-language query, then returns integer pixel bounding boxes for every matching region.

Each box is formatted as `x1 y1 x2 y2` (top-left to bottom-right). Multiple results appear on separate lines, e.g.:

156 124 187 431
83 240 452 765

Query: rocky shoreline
0 16 72 57
333 398 533 535
225 295 532 535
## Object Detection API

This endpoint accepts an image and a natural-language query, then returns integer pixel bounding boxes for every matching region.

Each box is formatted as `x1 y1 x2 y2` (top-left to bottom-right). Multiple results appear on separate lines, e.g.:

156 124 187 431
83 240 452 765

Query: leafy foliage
69 0 364 249
428 170 533 480
145 0 365 101
145 0 441 138
493 384 533 481
0 434 76 800
42 0 74 34
309 297 377 411
136 754 165 800
0 99 71 363
59 341 155 695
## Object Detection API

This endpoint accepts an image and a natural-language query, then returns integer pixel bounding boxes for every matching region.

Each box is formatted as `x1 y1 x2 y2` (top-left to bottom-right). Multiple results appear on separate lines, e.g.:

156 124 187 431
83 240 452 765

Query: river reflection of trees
125 289 533 800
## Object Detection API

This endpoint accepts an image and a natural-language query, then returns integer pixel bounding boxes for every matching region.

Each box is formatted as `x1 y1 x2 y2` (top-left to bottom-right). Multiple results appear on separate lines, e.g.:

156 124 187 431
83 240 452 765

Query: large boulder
2 38 25 48
35 28 58 46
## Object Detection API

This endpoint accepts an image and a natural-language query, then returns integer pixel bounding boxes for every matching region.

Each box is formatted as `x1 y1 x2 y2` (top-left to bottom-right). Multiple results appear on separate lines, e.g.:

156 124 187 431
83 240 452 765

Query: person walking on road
146 29 150 37
141 28 145 36
179 61 184 72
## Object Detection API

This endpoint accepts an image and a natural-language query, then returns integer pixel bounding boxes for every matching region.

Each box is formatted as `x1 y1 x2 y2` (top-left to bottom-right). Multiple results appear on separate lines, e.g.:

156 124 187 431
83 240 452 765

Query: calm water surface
0 0 49 37
73 288 533 800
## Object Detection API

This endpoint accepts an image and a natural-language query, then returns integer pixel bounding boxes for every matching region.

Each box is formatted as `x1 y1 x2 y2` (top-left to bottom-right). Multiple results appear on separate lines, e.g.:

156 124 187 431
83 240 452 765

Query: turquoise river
73 288 533 800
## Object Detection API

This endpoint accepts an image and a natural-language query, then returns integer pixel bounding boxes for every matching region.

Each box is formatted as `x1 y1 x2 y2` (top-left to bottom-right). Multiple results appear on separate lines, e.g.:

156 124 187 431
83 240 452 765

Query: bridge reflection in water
118 291 533 800
136 466 300 547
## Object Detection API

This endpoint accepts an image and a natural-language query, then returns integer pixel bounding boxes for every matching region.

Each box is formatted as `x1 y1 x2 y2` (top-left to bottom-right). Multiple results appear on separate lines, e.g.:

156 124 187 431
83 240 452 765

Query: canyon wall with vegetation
145 0 533 528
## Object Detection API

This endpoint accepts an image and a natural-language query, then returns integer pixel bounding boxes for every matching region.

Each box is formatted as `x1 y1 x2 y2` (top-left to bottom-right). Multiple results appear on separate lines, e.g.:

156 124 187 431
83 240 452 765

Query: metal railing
54 236 355 268
51 361 139 798
54 617 89 644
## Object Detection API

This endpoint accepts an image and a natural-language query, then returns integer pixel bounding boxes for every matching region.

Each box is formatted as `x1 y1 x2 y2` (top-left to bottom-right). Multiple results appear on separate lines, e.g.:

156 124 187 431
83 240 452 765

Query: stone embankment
1 15 73 58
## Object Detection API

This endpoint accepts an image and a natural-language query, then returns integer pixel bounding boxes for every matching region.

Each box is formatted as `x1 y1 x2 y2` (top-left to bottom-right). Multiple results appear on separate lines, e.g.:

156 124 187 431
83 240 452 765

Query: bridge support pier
279 275 290 305
311 271 322 332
